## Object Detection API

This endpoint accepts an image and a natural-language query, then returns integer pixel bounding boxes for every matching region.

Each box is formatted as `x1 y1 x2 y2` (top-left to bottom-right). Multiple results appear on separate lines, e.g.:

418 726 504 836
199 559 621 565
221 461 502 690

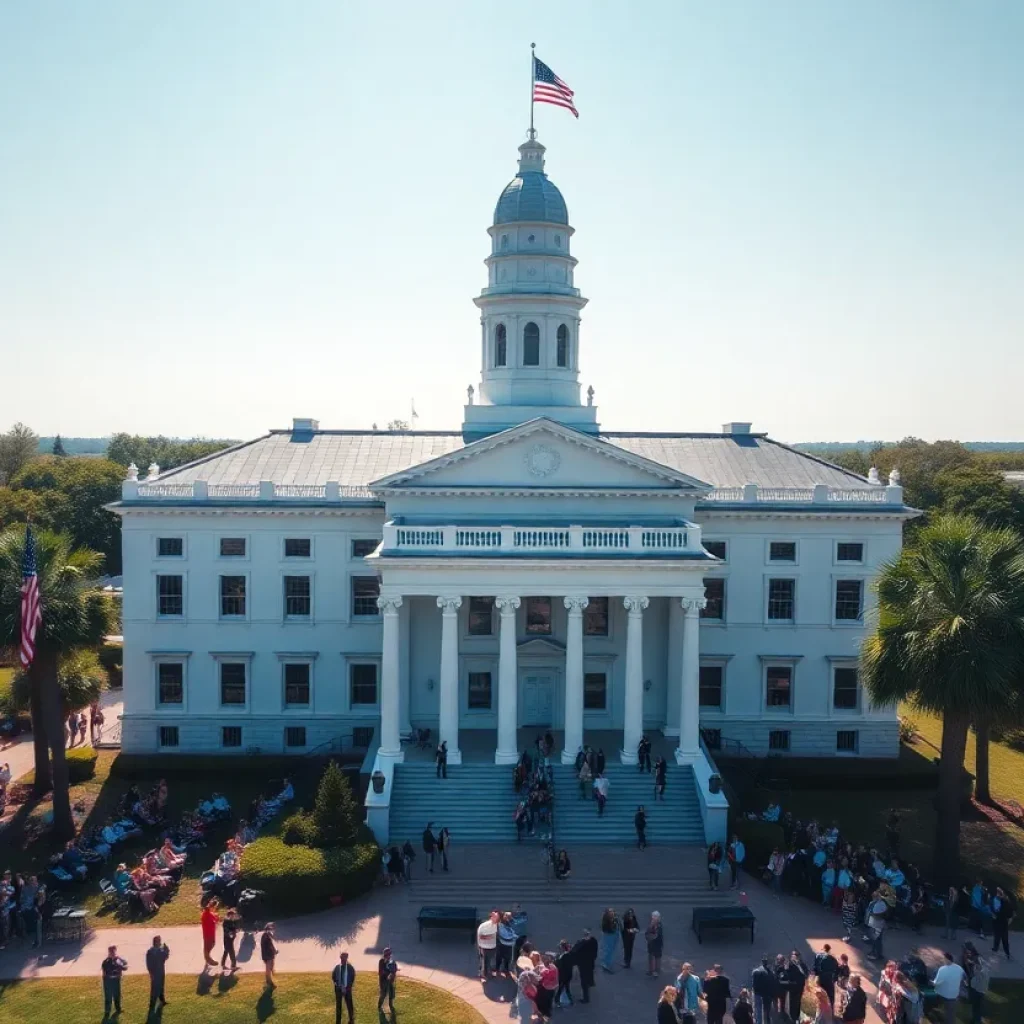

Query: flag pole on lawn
529 42 536 139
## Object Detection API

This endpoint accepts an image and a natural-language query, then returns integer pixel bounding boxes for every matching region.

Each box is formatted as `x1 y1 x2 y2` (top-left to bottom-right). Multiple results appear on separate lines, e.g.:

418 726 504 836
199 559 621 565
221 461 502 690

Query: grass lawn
0 973 486 1024
0 751 324 928
0 667 13 708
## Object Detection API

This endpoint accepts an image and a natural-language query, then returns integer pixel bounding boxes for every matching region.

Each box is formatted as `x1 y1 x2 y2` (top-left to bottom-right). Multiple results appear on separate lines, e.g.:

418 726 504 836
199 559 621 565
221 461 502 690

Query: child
842 889 858 942
836 953 851 991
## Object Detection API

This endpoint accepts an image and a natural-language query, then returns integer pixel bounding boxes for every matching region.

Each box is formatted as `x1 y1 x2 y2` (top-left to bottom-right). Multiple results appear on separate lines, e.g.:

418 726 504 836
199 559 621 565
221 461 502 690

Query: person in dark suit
332 951 356 1024
787 949 809 1021
435 741 448 779
145 935 169 1013
422 823 437 872
555 939 575 1006
992 886 1016 957
596 749 606 775
571 928 598 1004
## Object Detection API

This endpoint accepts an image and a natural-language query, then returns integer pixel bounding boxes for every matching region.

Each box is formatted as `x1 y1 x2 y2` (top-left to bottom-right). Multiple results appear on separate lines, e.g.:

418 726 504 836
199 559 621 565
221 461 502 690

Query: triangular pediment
517 637 566 656
369 419 711 493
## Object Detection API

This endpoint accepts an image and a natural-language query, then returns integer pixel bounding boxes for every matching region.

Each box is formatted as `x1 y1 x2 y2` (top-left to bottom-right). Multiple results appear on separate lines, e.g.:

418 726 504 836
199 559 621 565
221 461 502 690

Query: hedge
66 747 98 783
240 834 379 914
731 818 785 874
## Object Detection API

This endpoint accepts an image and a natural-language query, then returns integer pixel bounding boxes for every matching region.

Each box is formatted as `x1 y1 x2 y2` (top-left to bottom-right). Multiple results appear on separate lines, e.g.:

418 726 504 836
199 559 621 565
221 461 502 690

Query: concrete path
0 844 1020 1023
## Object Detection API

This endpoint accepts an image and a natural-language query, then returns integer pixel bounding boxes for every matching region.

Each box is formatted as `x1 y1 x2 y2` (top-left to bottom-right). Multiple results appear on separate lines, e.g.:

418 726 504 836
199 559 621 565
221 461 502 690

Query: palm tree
0 527 110 839
862 515 1024 882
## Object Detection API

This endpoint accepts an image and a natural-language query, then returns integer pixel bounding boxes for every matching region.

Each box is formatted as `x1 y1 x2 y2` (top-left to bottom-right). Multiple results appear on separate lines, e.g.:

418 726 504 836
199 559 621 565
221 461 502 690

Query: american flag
20 525 42 668
534 57 578 119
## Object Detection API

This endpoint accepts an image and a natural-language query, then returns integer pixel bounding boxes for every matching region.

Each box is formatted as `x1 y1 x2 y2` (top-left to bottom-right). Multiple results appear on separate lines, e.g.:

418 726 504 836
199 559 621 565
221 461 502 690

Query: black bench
417 905 478 943
691 905 755 944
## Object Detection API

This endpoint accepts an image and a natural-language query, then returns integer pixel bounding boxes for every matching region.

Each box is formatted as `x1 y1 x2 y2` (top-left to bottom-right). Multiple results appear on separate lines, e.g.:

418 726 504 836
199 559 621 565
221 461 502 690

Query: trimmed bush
281 810 319 847
732 818 785 874
313 760 361 846
66 746 98 783
240 835 379 913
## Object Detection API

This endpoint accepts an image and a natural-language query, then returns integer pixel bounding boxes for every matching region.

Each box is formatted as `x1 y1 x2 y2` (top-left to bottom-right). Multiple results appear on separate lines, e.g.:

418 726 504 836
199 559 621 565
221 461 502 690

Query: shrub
66 746 98 783
312 760 361 846
898 716 918 744
98 643 123 688
239 835 378 914
281 810 319 847
732 818 785 874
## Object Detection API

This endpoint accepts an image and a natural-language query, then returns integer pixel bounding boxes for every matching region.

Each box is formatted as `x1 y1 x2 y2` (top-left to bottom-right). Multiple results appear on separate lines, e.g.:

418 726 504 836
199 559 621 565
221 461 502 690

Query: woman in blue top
821 859 837 907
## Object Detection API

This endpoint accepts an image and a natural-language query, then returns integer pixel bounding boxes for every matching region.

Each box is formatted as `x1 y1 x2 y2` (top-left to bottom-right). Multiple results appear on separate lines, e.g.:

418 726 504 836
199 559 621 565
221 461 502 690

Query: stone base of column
376 747 405 767
619 749 639 766
674 747 698 766
560 749 579 766
444 748 463 766
662 725 680 738
494 748 519 766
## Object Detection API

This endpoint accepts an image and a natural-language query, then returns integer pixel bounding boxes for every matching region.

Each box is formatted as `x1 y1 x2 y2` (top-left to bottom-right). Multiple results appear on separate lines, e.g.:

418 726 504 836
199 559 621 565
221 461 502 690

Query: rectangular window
157 537 183 557
468 597 494 636
702 728 722 751
351 539 378 558
837 542 864 563
222 726 242 749
353 726 374 748
833 667 860 710
765 665 793 708
835 579 864 621
583 597 609 636
350 663 378 706
698 665 723 708
702 579 726 620
220 575 246 616
351 576 380 617
836 730 858 753
284 575 311 617
467 671 492 710
156 575 183 616
159 726 179 748
284 538 311 558
219 662 247 706
769 541 797 562
157 663 183 705
768 729 791 752
767 578 795 621
284 663 311 706
285 726 307 748
525 596 552 634
220 537 246 557
583 672 607 710
704 540 727 560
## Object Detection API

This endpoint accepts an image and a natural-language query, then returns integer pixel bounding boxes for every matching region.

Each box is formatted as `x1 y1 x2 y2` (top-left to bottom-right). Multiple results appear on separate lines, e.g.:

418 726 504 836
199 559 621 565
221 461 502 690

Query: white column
561 596 589 764
377 595 404 762
437 596 463 765
676 595 705 764
494 596 521 765
664 598 684 738
620 595 648 764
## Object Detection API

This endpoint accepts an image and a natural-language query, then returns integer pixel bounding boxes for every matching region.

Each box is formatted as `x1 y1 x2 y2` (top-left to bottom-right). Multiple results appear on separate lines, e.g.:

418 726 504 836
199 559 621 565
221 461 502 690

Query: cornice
371 486 690 499
373 556 708 573
698 509 918 521
111 506 382 519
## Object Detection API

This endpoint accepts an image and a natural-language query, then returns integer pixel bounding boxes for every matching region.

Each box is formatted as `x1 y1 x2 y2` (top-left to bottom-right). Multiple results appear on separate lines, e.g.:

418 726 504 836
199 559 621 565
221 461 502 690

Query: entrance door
521 673 555 726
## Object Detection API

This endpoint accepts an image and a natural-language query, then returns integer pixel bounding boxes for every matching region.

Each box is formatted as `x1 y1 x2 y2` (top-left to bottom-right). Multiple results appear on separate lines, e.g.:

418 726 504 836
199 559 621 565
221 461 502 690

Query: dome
493 172 568 225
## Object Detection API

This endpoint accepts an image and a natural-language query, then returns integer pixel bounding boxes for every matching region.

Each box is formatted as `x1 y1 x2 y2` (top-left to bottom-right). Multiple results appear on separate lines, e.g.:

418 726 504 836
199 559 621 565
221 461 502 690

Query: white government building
113 135 913 844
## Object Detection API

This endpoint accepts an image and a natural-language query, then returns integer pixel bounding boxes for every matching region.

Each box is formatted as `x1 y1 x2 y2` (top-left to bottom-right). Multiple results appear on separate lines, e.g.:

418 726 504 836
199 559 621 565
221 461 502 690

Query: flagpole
529 42 536 139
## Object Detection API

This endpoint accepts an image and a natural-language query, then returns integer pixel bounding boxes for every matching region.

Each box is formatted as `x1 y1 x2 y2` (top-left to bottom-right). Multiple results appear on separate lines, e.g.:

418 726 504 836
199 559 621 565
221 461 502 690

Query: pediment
369 419 711 493
517 637 566 656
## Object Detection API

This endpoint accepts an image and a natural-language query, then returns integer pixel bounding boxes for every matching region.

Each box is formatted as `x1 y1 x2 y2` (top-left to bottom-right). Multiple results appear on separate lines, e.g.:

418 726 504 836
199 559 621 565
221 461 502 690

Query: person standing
635 806 648 850
599 907 619 972
991 886 1015 957
377 946 398 1015
787 949 809 1022
644 910 664 977
811 978 832 1024
707 842 724 890
865 892 888 960
100 945 128 1019
145 935 170 1014
593 773 609 816
885 808 901 855
728 834 745 889
422 823 437 873
496 912 517 975
332 951 356 1024
477 910 499 979
401 839 415 882
555 939 575 1006
750 957 775 1024
596 748 606 775
675 962 703 1018
621 908 640 969
966 954 990 1024
578 759 592 799
436 740 448 779
201 900 219 969
653 756 667 801
221 908 240 971
732 988 755 1024
932 951 965 1024
438 827 451 872
768 847 786 897
703 964 732 1024
658 984 681 1024
813 942 839 1011
261 922 278 989
637 735 652 773
841 974 867 1024
571 928 598 1004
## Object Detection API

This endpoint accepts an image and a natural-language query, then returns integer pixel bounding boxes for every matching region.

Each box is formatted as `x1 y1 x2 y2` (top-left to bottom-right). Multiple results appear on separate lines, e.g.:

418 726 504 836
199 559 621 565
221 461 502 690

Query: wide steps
404 879 735 907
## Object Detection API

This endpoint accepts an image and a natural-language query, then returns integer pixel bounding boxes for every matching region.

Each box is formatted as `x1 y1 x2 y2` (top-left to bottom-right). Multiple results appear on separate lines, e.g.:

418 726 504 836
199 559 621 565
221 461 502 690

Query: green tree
312 760 361 846
11 648 105 714
0 423 39 483
51 435 68 457
935 463 1024 533
861 515 1024 880
0 527 111 836
867 438 975 510
106 434 234 472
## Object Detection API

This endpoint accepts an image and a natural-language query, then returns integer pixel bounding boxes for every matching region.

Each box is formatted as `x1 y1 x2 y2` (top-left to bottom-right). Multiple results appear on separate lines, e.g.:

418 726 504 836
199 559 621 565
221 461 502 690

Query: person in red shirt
201 900 220 968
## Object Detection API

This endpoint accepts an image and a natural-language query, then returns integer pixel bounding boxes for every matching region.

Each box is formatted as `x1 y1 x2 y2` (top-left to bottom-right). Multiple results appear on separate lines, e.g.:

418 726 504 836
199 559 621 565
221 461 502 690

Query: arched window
494 324 507 367
523 322 540 366
556 324 569 367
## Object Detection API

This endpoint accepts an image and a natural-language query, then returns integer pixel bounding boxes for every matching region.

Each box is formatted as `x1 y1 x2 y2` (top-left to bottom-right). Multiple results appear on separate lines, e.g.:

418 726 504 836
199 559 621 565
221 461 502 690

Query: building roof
155 428 871 492
493 173 568 225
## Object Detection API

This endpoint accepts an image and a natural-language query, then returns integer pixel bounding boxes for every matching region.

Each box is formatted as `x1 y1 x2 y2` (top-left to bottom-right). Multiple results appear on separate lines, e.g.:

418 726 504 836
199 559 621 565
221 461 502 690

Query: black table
691 906 755 944
417 905 478 943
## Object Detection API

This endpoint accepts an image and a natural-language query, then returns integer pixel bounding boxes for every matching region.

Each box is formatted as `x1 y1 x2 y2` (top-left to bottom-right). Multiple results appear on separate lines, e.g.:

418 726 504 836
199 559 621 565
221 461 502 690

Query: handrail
304 732 357 758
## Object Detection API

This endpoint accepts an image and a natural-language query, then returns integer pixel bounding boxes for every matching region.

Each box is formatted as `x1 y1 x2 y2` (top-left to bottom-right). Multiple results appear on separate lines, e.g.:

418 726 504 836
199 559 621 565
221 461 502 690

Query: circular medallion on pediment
525 443 561 478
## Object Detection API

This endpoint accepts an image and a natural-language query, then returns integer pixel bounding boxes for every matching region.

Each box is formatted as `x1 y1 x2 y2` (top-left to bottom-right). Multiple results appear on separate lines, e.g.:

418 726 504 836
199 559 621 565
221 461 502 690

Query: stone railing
701 483 903 505
382 521 700 556
126 480 376 502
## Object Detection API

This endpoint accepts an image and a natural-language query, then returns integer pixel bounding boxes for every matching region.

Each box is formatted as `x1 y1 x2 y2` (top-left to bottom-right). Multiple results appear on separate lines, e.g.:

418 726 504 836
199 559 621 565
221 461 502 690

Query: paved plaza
0 843 1021 1022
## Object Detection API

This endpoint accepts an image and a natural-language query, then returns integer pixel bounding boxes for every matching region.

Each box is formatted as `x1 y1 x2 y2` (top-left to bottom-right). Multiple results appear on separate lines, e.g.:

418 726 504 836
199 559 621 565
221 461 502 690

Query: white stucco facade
112 135 913 765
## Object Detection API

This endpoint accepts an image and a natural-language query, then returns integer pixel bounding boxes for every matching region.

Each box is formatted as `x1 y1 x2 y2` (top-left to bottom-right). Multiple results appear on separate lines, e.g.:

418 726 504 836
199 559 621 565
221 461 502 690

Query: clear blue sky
2 1 1022 442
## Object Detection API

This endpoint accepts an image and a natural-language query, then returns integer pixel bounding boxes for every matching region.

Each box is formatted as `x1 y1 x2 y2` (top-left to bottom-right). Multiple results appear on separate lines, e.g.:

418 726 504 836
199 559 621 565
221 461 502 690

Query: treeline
799 439 1024 469
0 425 235 574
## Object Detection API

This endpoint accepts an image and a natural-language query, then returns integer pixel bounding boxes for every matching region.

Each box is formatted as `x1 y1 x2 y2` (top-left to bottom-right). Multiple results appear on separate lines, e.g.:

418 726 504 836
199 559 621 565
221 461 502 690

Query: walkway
0 845 1020 1023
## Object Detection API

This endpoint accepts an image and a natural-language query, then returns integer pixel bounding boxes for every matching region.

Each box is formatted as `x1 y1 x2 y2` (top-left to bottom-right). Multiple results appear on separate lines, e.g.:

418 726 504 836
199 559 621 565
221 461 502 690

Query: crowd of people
66 702 104 748
514 748 554 840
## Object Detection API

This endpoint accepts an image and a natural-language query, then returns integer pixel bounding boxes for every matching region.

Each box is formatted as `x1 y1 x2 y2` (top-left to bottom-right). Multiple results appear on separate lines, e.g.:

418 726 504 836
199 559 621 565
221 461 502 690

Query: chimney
292 417 320 432
722 421 752 435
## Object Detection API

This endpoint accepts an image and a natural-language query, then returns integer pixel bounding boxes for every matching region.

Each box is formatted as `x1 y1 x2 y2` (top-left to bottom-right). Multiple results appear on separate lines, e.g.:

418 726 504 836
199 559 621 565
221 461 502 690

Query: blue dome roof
493 172 568 226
